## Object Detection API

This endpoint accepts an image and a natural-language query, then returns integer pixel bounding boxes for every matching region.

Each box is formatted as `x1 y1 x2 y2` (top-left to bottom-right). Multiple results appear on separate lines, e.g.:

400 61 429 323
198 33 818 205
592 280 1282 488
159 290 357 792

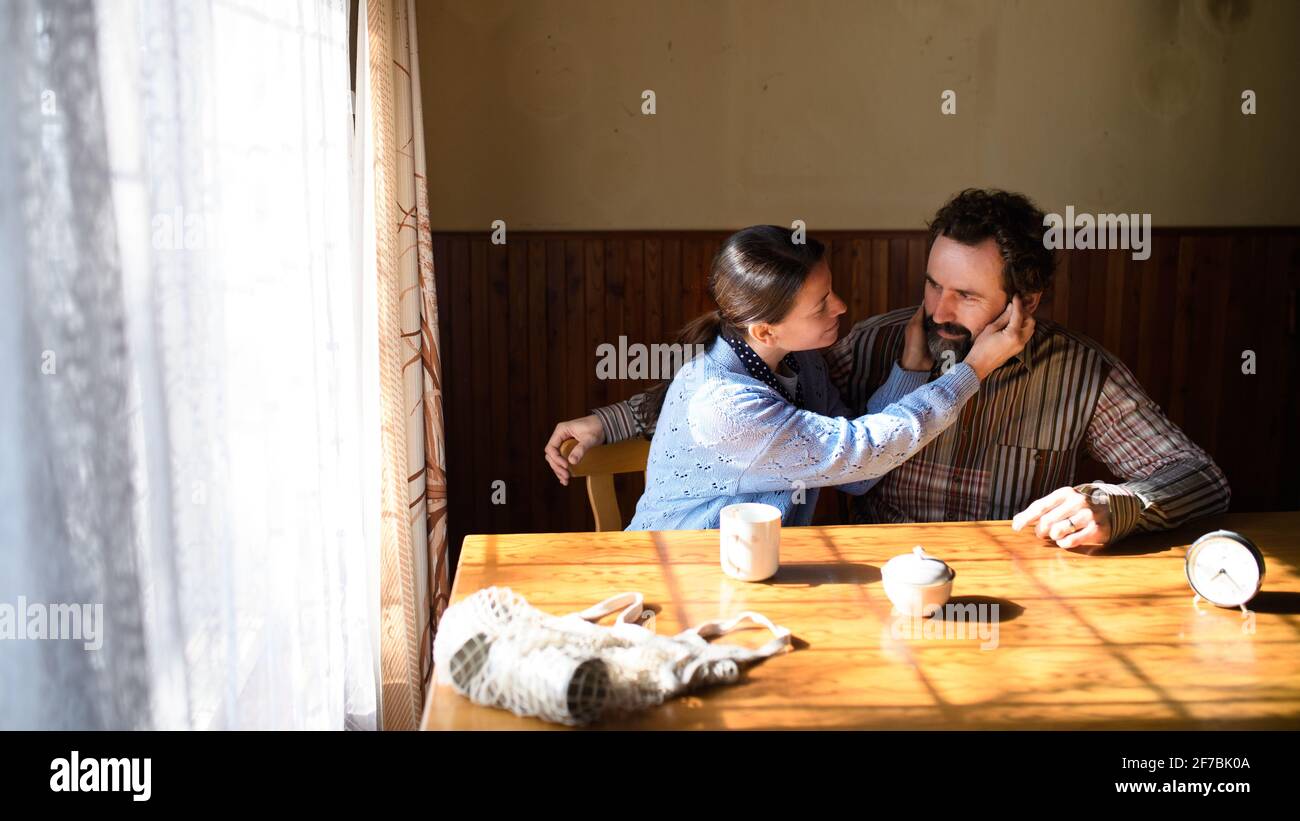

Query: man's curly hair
927 189 1057 297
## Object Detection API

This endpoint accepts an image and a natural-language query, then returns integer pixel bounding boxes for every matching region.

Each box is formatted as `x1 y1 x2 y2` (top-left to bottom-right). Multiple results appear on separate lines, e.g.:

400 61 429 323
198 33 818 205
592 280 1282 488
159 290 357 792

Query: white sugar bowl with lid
882 546 955 617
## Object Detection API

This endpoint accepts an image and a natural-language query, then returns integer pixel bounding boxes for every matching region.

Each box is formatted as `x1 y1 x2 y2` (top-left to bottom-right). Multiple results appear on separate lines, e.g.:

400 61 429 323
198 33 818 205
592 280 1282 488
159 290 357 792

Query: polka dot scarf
720 328 804 408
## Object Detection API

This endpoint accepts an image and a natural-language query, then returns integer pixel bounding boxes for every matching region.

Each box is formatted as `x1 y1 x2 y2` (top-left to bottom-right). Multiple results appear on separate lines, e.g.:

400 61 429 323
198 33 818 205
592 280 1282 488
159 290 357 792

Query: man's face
922 235 1012 362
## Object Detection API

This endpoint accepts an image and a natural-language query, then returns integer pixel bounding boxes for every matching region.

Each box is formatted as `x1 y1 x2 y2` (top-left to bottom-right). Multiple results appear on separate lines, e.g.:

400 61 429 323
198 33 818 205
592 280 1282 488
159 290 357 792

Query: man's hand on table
1012 486 1113 548
543 414 605 486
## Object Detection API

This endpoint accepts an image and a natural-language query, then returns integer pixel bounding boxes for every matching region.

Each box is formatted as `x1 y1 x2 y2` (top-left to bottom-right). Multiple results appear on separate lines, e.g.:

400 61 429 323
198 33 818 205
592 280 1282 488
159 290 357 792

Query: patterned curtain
3 0 378 729
363 0 450 730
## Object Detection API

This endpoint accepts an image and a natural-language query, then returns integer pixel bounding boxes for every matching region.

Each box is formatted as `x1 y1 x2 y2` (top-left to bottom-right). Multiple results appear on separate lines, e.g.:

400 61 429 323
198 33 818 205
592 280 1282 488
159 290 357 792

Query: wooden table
420 512 1300 730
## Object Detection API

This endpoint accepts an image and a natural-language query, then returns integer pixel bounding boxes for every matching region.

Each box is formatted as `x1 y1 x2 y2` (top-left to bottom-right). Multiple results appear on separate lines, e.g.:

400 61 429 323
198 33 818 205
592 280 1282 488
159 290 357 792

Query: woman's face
751 261 846 351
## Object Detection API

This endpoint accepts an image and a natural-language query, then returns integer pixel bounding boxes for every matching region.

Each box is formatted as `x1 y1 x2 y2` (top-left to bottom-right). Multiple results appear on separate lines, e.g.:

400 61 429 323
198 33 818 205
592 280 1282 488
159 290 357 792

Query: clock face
1187 533 1263 607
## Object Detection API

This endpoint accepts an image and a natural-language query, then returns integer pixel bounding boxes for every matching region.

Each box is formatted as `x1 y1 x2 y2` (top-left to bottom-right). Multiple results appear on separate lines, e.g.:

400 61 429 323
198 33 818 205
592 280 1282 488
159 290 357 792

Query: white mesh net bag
433 587 793 726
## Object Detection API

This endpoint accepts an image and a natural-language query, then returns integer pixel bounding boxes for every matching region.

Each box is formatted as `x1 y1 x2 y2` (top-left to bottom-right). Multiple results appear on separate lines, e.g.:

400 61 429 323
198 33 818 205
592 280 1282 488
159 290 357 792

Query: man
543 189 1230 547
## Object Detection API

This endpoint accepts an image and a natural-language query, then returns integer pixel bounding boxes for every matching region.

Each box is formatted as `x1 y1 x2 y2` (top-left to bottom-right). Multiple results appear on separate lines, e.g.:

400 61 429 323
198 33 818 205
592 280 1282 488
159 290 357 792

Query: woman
626 225 1032 531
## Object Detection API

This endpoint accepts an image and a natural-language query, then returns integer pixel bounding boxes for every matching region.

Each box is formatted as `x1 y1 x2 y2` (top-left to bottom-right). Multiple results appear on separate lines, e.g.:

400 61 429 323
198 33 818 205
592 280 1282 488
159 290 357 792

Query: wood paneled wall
432 229 1300 572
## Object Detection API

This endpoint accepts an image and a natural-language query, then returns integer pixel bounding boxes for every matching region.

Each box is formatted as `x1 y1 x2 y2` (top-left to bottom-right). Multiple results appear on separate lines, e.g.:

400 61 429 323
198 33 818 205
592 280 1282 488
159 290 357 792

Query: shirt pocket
990 443 1078 519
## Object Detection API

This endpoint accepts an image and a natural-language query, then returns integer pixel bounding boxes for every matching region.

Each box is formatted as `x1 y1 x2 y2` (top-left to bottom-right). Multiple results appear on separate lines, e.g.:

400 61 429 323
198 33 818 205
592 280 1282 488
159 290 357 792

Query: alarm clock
1185 530 1265 608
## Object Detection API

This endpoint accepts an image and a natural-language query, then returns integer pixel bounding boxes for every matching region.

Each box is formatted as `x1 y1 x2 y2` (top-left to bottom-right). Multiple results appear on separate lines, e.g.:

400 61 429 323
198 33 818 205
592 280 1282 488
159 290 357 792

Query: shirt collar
719 327 804 406
1010 321 1044 372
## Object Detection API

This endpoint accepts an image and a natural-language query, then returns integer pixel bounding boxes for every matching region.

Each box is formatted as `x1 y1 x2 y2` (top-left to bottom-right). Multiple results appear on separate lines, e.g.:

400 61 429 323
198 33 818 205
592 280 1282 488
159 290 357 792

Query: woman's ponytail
634 226 824 436
674 309 725 348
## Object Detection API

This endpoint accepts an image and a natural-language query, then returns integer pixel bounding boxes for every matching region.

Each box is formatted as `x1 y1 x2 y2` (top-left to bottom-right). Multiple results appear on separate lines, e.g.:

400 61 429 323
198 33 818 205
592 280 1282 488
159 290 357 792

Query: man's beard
923 312 974 364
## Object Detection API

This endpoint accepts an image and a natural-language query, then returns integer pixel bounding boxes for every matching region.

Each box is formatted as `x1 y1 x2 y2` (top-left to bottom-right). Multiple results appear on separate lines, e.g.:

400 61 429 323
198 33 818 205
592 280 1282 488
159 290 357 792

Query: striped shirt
592 307 1230 542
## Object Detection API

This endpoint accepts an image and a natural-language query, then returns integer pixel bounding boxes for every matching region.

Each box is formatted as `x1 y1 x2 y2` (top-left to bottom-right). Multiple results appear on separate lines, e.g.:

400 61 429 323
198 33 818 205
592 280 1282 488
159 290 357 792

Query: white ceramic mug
720 503 781 581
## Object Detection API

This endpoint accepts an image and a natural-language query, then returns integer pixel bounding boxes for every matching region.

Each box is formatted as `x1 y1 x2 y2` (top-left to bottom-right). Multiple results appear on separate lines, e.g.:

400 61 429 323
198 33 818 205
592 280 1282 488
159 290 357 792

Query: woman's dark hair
927 188 1057 297
637 225 826 428
677 224 826 347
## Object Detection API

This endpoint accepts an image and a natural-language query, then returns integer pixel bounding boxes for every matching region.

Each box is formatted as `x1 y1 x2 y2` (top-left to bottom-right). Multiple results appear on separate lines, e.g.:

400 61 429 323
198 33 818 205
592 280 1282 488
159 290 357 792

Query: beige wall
416 0 1299 230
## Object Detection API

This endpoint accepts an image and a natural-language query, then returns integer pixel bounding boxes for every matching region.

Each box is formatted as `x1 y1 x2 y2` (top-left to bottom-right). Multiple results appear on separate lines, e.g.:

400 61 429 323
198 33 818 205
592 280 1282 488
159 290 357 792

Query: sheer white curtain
0 0 379 729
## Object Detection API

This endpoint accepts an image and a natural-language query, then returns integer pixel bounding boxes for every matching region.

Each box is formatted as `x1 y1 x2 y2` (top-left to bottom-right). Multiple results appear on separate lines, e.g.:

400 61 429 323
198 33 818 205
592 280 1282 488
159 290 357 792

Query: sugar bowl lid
883 545 954 586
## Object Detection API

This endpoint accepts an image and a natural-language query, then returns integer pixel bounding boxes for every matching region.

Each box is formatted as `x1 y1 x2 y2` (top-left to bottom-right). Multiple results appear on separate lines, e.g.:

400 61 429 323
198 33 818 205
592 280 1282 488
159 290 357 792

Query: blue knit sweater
626 335 981 531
